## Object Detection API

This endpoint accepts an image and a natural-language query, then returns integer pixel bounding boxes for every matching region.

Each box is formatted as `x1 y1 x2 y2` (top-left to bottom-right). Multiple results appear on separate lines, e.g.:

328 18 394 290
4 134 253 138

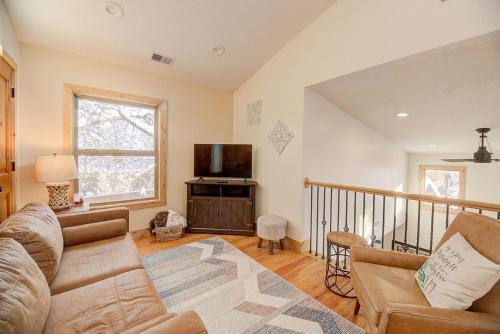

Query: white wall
18 43 233 231
233 0 500 242
303 89 407 250
0 0 19 62
304 90 407 191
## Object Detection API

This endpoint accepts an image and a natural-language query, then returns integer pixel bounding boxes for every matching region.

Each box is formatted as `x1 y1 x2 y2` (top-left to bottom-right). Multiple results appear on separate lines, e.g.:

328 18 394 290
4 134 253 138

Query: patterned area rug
142 237 364 334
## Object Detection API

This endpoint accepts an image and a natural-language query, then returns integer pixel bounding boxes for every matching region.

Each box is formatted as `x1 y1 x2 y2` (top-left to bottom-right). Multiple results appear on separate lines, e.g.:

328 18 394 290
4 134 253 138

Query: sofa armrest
141 311 207 334
351 245 428 271
62 219 128 246
378 303 500 334
57 207 129 230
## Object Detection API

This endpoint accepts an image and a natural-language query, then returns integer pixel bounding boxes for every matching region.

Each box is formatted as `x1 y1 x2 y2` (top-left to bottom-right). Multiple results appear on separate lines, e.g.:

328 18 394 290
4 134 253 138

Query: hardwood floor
135 232 370 332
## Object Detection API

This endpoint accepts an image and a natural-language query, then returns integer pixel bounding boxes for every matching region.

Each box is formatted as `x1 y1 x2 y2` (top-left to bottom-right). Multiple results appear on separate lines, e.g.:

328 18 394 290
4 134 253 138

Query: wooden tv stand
185 179 257 236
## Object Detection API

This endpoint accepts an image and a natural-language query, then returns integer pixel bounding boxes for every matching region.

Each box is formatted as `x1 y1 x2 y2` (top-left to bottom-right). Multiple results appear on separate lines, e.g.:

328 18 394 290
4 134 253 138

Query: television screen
194 144 252 178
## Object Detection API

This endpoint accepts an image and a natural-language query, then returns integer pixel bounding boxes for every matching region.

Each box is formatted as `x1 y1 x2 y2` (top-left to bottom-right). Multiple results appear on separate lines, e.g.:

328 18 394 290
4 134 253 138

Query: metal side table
325 231 368 298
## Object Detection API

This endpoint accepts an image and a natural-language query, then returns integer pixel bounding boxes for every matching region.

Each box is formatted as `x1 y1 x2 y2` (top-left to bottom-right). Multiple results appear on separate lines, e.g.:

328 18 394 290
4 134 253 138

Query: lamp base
46 182 72 210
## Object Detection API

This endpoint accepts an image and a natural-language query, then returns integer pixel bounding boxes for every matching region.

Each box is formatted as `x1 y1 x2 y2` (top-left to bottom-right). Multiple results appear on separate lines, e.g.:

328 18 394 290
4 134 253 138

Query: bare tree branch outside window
74 97 157 204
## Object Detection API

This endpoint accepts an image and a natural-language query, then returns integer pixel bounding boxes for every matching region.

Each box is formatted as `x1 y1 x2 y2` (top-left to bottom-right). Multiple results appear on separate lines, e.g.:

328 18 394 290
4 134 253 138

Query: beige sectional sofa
0 203 207 334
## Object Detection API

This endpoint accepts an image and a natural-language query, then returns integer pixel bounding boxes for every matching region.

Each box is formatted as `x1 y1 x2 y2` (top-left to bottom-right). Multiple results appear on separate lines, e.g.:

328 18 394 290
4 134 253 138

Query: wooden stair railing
304 177 500 258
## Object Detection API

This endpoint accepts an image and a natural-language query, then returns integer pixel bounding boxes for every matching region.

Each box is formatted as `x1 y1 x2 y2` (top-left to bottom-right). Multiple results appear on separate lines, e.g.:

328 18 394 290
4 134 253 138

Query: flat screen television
194 144 252 179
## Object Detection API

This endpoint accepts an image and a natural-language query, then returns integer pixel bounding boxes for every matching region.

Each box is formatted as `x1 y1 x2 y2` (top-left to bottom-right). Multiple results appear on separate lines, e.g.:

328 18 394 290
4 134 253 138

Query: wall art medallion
268 120 294 155
247 100 262 126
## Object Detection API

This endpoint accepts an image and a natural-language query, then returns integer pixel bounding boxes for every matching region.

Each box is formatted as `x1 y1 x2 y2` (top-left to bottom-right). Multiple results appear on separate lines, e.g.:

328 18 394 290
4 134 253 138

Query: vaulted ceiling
312 30 500 155
5 0 335 91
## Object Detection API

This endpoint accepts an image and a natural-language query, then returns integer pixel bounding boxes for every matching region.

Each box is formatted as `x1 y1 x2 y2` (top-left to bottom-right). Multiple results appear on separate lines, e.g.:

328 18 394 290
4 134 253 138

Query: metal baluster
497 212 500 220
353 192 357 234
370 194 376 247
362 193 366 237
392 197 397 250
315 186 319 256
445 204 450 228
403 199 408 252
344 191 349 232
462 207 465 211
329 188 333 232
479 209 483 215
321 187 326 259
309 186 313 254
337 189 340 231
381 196 386 249
416 201 421 254
430 203 435 252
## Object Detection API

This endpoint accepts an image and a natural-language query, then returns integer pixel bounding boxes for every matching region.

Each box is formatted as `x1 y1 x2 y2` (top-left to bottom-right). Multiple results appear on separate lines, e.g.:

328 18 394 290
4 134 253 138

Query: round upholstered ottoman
256 215 287 255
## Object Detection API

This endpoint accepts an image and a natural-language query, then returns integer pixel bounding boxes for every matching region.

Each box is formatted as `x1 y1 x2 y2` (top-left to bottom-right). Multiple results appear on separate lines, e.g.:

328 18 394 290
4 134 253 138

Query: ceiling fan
441 128 500 163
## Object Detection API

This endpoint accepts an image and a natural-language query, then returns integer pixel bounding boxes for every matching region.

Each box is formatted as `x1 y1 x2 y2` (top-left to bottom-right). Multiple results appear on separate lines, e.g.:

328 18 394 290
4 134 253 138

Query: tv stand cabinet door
219 198 253 231
190 198 218 228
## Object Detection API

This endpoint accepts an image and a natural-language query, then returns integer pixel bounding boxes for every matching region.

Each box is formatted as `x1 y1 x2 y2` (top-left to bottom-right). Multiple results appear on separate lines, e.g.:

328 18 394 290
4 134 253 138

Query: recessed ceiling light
396 112 409 118
428 144 437 149
211 45 226 55
102 1 125 17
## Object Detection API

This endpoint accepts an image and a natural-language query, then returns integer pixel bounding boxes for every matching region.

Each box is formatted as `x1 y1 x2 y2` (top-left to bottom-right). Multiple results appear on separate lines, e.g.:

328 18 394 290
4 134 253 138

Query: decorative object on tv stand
247 100 262 126
268 120 294 154
35 154 78 210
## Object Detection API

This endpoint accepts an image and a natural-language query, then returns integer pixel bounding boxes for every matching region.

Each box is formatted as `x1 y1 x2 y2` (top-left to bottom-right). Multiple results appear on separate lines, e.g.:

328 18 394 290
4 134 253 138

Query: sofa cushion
351 261 430 327
50 233 143 295
0 202 63 284
43 269 168 334
0 238 51 334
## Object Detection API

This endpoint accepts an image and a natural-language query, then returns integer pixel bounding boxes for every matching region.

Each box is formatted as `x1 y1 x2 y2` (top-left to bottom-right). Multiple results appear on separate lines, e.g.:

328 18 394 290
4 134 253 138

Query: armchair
351 212 500 334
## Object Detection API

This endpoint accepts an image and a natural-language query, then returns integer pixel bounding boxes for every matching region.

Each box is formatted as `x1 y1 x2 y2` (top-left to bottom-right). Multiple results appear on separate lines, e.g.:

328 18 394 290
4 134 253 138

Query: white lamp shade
35 154 78 183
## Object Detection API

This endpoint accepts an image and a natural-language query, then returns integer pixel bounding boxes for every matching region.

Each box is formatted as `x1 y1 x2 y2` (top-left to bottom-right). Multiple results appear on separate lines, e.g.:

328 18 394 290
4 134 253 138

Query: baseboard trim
130 228 151 240
130 227 309 254
284 237 309 253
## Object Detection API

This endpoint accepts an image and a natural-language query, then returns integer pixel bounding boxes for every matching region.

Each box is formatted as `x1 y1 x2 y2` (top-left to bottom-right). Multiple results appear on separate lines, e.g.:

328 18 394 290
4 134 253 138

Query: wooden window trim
418 165 465 212
63 84 167 210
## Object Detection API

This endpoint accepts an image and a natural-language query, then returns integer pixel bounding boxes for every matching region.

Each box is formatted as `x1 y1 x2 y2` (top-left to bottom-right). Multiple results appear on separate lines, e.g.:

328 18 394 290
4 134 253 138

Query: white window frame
64 84 167 210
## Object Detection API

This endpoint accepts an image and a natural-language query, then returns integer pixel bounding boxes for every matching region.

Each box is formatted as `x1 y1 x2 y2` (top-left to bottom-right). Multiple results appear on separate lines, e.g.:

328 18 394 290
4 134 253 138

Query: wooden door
191 197 218 228
219 198 253 231
0 54 15 221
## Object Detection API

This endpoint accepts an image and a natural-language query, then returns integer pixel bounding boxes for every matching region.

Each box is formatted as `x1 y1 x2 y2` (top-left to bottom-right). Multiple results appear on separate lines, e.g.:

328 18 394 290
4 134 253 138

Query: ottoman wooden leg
268 240 273 255
257 238 263 248
279 239 284 250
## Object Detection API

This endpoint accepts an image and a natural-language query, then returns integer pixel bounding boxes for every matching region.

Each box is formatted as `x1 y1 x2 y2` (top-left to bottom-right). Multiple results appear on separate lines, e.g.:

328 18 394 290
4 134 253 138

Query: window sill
421 202 464 215
89 198 166 211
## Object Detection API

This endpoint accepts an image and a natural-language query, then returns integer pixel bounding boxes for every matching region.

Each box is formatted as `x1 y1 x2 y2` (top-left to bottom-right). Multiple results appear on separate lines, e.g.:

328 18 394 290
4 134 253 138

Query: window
419 166 465 201
65 84 166 209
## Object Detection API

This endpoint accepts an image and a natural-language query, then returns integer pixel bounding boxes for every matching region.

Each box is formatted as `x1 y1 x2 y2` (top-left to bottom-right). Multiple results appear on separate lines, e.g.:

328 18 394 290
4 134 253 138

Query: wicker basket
155 222 183 241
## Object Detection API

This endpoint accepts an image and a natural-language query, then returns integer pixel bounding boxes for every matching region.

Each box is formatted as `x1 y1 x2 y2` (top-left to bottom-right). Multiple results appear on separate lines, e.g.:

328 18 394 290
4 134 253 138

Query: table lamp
35 154 79 210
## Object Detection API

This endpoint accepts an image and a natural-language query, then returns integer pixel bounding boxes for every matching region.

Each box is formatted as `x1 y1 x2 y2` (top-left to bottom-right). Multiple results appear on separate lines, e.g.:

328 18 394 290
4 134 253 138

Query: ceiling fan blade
441 159 476 162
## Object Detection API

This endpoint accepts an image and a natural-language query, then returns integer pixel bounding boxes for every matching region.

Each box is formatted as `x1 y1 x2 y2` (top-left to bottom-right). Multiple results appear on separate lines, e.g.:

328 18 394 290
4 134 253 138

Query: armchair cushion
351 261 430 328
377 303 500 334
415 232 500 310
351 245 428 271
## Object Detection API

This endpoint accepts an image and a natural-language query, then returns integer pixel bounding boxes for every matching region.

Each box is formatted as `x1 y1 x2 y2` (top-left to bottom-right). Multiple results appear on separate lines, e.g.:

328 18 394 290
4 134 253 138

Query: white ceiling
4 0 335 91
312 30 500 155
